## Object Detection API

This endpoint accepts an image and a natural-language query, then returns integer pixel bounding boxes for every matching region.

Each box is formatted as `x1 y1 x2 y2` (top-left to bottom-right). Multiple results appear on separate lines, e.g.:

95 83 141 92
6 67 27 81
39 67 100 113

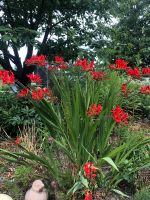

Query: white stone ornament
25 180 48 200
0 194 13 200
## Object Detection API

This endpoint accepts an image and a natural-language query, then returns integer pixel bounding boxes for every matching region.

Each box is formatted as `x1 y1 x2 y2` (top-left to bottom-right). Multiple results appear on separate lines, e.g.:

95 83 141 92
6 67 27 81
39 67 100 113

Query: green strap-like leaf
112 189 129 198
102 157 119 171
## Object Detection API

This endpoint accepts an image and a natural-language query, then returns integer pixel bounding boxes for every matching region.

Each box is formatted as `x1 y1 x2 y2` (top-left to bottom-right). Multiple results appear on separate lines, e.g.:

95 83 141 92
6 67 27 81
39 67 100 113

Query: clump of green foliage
3 180 22 200
133 188 150 200
0 91 43 135
121 80 150 120
2 165 37 200
14 165 36 188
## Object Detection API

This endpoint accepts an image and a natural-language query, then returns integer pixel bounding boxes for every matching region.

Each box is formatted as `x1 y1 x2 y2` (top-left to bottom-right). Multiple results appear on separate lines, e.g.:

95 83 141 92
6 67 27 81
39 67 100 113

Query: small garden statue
25 180 48 200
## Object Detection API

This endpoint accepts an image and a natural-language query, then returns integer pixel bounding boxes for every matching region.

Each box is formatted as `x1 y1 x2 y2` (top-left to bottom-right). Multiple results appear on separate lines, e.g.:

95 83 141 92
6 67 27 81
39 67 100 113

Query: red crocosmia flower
0 70 5 77
121 83 127 96
1 70 15 84
87 104 102 117
109 59 128 70
31 87 50 101
74 58 94 71
32 88 44 101
42 87 52 95
127 68 141 79
140 85 150 95
115 59 128 70
111 105 128 125
15 137 21 145
92 71 107 81
42 87 49 94
142 68 150 76
74 58 83 66
54 56 64 64
84 191 93 200
83 162 97 179
58 64 68 70
82 59 94 71
48 66 57 71
17 88 29 97
25 55 46 67
27 73 42 83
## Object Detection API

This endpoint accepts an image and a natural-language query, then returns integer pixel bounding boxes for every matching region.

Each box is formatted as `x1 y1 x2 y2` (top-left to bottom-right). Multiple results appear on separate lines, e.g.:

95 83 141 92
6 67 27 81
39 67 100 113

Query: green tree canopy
100 0 150 66
0 0 113 84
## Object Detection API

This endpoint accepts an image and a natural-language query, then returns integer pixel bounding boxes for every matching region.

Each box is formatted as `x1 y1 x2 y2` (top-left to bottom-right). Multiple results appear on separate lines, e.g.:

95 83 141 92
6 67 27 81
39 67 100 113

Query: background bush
125 81 150 120
0 89 43 135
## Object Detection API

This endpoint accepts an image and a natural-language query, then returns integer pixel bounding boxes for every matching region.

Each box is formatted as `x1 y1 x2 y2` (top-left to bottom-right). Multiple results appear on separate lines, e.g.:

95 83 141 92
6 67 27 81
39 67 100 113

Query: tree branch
0 56 12 70
0 49 15 61
11 43 23 78
25 44 33 60
39 13 53 48
51 17 68 29
34 0 45 29
37 16 68 55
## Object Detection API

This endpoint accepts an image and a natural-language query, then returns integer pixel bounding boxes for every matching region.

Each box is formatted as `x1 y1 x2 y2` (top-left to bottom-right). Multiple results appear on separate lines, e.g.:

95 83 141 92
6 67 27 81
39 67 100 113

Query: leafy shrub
96 73 150 120
121 80 150 119
0 90 43 135
140 94 150 119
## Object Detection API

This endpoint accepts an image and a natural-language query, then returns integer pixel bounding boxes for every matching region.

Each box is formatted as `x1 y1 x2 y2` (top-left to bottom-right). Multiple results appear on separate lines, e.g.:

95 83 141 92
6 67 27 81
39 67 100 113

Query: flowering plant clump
17 88 29 97
53 56 68 70
83 162 97 179
115 59 128 70
27 73 42 83
25 54 46 66
31 87 50 101
54 55 65 64
1 55 150 200
91 71 107 81
109 59 128 70
140 85 150 95
87 104 102 117
84 191 93 200
142 68 150 75
0 70 15 84
74 58 94 71
127 67 141 79
111 105 128 125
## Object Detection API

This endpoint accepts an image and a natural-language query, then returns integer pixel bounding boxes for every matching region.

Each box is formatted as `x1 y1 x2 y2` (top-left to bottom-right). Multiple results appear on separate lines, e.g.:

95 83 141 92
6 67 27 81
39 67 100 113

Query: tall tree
99 0 150 66
0 0 112 84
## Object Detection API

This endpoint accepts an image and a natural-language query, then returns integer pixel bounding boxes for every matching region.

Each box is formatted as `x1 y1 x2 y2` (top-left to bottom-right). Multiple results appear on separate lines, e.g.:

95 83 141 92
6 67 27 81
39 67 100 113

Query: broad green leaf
102 157 119 171
80 176 89 188
67 181 83 194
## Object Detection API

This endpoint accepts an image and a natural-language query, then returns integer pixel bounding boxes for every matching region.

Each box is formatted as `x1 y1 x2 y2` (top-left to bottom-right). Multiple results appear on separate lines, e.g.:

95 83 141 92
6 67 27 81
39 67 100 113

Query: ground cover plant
0 56 150 199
